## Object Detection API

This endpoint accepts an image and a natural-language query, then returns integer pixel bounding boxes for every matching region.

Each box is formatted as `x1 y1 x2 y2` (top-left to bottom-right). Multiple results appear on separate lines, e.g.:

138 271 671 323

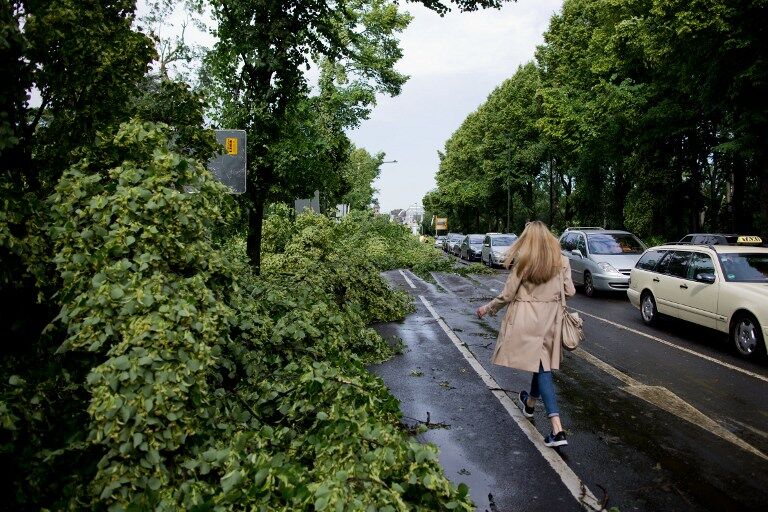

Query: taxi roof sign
737 235 763 245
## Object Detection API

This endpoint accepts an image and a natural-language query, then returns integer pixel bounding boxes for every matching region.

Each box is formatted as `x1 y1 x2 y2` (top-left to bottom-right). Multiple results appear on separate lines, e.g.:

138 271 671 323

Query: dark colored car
678 233 764 246
459 234 485 261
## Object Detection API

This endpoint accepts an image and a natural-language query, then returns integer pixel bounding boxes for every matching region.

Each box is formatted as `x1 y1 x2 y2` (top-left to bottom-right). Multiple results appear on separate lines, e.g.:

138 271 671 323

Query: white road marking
418 295 603 511
428 271 456 295
571 307 768 384
398 269 416 289
574 349 768 461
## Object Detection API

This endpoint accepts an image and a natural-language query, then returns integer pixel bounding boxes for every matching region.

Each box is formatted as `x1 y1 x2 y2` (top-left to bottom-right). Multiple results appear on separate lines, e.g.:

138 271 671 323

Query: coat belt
513 296 559 303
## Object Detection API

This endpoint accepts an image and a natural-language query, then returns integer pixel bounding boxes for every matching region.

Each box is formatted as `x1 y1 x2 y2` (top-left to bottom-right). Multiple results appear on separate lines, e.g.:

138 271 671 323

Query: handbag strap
559 267 566 309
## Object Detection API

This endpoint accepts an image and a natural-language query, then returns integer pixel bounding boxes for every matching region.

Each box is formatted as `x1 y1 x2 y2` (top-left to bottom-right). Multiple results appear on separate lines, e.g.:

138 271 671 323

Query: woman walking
476 221 575 447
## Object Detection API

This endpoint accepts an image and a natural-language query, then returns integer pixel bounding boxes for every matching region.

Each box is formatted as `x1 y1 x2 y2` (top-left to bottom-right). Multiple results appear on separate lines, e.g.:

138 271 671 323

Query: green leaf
221 470 242 493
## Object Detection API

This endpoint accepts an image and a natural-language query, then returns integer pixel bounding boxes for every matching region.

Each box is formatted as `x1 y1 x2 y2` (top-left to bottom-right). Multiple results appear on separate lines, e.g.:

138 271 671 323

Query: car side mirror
483 243 490 247
571 249 583 258
695 273 716 284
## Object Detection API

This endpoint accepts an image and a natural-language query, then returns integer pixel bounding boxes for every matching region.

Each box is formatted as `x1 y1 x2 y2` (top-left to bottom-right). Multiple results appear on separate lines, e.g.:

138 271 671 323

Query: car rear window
636 250 667 271
587 233 645 255
492 235 516 246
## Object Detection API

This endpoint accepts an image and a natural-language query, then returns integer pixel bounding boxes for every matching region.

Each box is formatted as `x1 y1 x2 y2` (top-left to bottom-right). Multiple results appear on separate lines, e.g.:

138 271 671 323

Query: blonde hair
503 221 562 284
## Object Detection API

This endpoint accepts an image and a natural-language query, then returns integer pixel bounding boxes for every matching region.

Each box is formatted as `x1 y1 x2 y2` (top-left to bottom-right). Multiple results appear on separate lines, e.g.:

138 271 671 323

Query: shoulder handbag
560 270 584 351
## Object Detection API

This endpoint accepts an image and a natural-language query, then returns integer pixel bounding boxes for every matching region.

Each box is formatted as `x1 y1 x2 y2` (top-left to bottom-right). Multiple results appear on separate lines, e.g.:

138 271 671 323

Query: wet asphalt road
370 262 768 512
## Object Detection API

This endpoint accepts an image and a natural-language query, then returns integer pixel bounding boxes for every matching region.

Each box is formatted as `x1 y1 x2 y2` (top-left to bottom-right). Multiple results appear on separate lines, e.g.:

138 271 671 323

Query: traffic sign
208 130 246 194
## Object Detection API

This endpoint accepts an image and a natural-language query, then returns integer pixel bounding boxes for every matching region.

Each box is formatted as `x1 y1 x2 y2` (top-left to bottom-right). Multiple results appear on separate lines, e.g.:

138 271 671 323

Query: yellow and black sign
435 217 448 230
208 130 247 194
737 235 763 245
225 137 238 155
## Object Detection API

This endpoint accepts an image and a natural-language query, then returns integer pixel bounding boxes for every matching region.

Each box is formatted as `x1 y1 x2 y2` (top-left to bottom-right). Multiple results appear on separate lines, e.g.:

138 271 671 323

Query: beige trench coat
483 255 576 373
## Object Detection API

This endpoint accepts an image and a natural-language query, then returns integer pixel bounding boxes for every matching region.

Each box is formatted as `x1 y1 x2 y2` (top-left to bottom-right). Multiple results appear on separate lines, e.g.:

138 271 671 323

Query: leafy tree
430 0 768 239
340 146 386 211
199 0 410 271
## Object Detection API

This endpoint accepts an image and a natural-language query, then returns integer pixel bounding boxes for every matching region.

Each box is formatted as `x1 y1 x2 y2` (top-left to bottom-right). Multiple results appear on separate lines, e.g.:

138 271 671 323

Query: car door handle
680 283 688 289
652 277 659 282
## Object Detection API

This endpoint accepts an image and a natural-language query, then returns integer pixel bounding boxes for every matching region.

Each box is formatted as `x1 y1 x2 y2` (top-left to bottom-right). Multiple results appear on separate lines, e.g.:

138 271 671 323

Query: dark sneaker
544 431 568 447
518 391 534 418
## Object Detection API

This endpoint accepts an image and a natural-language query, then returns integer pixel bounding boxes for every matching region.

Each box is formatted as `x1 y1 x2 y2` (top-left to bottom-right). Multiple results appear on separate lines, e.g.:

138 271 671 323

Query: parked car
444 233 465 254
559 227 647 297
678 233 765 246
434 235 446 248
443 232 463 252
481 233 517 267
459 234 485 261
628 243 768 359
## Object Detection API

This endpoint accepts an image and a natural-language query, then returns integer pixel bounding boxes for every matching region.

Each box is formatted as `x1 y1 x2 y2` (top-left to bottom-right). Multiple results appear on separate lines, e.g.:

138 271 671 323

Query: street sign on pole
435 217 448 231
208 130 247 194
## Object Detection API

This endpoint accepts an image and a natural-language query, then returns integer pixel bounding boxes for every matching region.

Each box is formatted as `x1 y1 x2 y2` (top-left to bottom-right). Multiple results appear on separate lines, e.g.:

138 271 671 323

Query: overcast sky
349 0 564 213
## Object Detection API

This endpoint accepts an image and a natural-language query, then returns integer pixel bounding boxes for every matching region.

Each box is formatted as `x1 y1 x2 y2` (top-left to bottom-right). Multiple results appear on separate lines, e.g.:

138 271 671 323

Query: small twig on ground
402 411 451 430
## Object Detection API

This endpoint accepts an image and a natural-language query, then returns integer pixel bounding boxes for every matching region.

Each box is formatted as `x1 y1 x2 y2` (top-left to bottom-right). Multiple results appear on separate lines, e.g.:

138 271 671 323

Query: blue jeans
530 362 560 417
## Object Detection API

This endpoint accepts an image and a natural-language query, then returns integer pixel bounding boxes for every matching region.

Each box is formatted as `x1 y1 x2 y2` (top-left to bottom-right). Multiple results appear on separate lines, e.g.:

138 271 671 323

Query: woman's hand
476 305 488 319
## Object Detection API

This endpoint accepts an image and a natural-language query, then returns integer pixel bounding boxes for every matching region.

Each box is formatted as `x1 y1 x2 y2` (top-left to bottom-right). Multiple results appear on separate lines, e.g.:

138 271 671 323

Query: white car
627 243 768 358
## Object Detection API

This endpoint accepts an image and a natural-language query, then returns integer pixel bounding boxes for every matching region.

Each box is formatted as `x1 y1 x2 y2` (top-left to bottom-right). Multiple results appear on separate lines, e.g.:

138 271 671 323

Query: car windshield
492 236 516 246
587 233 644 255
450 235 463 241
469 235 484 244
718 253 768 282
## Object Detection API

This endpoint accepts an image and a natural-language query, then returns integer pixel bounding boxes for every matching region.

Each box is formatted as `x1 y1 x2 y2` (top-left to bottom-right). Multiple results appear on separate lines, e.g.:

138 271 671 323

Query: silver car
444 233 464 255
559 227 647 297
481 233 517 267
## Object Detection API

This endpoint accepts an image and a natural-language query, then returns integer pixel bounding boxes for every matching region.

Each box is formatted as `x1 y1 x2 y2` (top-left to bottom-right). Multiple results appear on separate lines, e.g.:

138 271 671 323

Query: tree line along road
372 267 768 512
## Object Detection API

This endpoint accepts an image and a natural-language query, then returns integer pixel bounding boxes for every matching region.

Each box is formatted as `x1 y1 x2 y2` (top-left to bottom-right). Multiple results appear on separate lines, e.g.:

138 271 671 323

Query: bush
335 211 492 278
1 121 473 510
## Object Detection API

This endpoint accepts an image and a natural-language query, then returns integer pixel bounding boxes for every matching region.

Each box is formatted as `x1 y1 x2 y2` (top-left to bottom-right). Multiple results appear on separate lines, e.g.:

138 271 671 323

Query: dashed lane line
418 295 603 511
574 349 768 461
572 307 768 385
398 269 416 289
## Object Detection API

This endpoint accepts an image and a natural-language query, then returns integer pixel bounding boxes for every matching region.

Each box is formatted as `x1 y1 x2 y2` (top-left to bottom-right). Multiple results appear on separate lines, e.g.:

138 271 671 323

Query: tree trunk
247 195 265 274
246 165 272 274
526 181 534 221
757 151 768 234
548 159 555 227
730 156 747 232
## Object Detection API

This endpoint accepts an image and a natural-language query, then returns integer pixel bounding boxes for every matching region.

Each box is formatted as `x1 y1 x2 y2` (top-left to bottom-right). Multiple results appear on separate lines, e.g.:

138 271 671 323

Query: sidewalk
370 270 589 511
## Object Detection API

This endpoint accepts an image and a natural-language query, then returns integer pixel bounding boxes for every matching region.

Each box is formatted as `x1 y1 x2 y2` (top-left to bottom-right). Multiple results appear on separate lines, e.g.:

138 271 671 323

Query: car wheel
640 291 658 326
583 272 596 298
730 313 766 359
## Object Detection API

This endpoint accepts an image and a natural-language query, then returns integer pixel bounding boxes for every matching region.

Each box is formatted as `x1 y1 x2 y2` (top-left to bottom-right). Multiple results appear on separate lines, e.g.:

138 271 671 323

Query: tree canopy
427 0 768 241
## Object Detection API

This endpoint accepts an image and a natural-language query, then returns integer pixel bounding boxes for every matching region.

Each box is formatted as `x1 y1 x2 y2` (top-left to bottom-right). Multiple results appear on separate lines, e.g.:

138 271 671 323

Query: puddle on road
422 428 497 512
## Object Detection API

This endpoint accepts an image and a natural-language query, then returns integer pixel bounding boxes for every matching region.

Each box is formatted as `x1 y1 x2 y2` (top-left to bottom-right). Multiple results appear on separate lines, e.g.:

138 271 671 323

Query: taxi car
627 239 768 359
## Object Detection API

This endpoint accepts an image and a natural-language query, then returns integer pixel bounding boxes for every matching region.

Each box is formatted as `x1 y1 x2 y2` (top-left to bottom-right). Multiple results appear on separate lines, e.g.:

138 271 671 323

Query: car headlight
597 262 621 274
